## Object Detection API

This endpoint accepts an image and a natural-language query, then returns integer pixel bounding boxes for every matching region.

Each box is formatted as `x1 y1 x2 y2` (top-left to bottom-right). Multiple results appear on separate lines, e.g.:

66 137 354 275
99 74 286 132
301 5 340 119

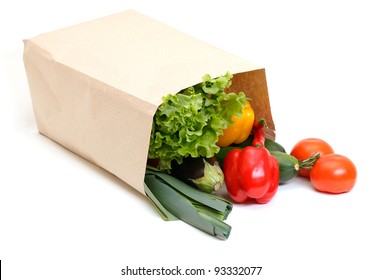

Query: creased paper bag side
24 40 155 195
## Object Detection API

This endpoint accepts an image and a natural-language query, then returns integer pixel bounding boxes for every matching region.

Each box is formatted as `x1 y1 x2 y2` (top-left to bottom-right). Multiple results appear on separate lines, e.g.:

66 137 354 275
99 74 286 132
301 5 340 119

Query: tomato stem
299 152 321 169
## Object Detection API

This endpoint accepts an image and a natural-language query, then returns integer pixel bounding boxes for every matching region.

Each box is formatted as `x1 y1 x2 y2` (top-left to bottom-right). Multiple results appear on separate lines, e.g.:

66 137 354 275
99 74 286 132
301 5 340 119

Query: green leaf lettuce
149 72 247 171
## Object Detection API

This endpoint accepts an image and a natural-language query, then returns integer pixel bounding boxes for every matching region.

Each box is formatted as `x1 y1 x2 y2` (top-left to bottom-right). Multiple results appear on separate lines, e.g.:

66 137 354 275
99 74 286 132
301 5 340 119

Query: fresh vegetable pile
145 72 357 240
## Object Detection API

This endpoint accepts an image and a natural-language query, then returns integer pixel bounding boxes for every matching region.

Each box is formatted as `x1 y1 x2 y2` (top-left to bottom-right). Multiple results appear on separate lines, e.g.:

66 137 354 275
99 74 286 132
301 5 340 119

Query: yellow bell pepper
217 101 255 147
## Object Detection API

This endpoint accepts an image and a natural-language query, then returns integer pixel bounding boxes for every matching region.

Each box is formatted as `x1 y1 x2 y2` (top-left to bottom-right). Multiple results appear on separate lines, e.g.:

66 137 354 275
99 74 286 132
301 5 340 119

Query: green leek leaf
146 169 232 219
144 169 232 240
144 182 178 221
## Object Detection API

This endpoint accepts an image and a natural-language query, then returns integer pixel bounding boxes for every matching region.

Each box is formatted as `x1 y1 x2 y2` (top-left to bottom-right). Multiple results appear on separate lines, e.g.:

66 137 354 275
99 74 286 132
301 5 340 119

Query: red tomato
290 138 334 178
310 154 357 194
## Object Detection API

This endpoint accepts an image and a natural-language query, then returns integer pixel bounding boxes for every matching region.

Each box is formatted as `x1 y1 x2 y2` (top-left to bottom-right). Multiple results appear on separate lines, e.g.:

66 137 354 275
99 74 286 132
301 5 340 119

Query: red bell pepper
223 119 280 204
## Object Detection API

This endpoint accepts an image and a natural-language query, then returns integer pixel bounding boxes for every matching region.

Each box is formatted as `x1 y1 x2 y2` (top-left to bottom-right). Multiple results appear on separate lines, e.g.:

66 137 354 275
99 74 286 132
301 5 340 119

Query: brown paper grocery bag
23 10 275 195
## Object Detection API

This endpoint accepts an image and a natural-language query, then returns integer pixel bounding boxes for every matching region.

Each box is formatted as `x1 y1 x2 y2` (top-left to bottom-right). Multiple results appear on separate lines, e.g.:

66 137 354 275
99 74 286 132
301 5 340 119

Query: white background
1 0 380 279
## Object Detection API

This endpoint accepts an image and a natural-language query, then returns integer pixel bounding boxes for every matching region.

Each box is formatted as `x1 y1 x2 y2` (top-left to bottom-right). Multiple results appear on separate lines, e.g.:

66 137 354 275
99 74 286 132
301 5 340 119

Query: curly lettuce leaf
149 72 247 171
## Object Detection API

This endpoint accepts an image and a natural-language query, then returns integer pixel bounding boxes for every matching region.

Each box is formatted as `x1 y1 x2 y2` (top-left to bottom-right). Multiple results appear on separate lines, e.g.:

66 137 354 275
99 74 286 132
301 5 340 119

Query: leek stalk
144 169 233 240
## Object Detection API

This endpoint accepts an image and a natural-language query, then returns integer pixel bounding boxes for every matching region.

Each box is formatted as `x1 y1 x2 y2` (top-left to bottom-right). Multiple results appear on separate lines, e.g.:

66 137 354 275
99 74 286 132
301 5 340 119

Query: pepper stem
257 118 266 128
252 118 267 147
299 152 321 169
